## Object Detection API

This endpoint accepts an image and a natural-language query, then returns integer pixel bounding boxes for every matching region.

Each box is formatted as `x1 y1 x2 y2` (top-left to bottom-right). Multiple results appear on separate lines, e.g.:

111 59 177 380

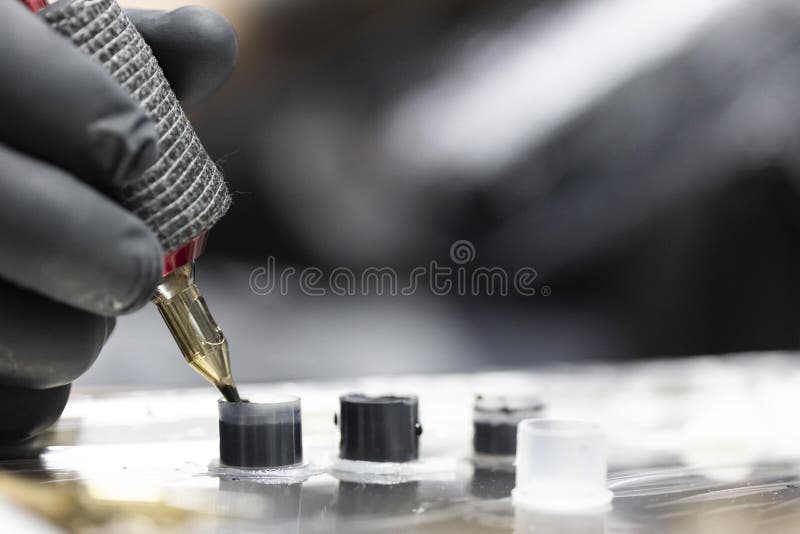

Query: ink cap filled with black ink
218 395 302 468
473 394 545 456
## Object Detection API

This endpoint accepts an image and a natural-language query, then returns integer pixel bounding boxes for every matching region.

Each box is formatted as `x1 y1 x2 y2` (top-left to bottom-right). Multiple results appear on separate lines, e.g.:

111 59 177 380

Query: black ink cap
337 393 422 463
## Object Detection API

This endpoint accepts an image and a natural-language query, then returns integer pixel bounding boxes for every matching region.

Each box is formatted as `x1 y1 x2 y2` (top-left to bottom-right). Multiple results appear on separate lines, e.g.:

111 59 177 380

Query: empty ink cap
473 394 544 456
218 395 302 468
338 394 421 462
512 419 613 512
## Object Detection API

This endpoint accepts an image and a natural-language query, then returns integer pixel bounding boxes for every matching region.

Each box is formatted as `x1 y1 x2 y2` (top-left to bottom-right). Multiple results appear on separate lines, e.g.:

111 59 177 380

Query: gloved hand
0 2 237 443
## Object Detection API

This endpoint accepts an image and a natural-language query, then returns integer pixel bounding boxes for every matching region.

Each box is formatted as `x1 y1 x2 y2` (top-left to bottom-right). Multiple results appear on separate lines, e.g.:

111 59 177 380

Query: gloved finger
0 281 112 390
0 1 158 190
128 7 238 109
0 142 163 316
0 383 72 443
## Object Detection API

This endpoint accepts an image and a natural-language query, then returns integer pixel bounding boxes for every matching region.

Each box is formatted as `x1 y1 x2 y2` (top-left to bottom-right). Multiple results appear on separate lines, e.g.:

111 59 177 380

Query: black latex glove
0 3 237 443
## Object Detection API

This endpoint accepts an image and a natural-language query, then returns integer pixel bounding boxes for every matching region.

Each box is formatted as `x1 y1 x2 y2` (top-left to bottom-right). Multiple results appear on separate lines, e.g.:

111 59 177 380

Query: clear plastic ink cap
218 395 302 468
473 393 545 456
512 419 613 512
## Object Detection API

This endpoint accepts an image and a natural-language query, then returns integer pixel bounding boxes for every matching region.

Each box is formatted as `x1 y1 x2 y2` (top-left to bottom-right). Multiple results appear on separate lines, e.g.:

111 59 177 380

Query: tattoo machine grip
39 0 231 255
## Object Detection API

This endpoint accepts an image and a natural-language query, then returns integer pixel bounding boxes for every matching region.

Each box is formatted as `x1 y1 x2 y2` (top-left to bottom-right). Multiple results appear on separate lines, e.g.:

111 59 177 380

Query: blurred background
79 0 800 387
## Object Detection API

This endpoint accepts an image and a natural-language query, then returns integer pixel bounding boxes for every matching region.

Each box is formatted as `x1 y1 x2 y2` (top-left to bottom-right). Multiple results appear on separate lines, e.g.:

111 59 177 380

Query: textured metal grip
41 0 231 252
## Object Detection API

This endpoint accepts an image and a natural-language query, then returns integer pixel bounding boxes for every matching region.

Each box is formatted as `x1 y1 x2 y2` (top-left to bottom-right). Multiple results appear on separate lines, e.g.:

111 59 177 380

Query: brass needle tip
218 384 242 403
153 264 242 403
